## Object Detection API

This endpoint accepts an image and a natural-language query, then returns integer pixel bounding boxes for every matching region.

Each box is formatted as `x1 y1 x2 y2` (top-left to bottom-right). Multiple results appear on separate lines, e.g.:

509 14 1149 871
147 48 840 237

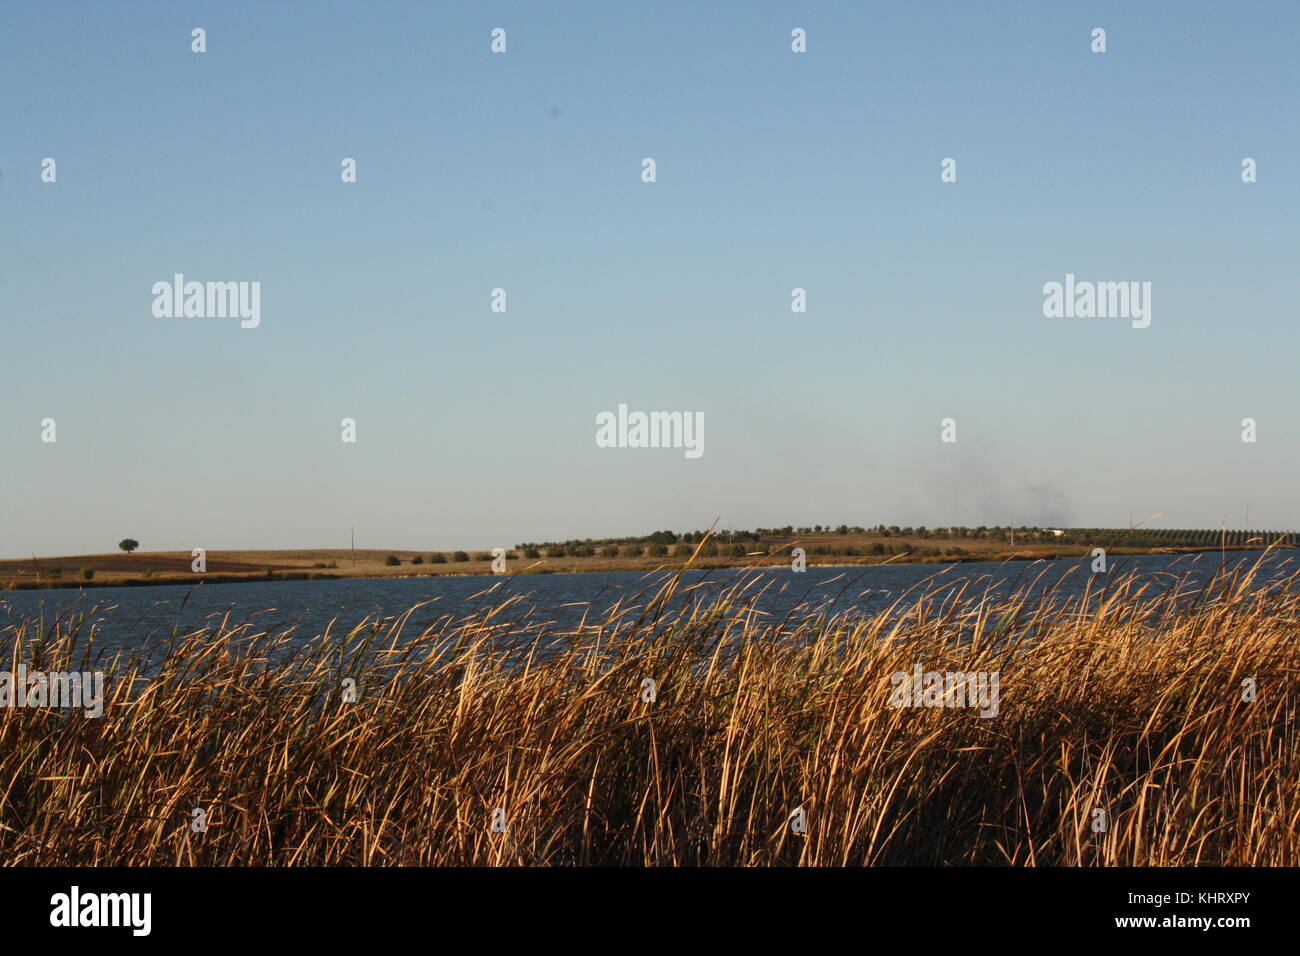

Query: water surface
1 550 1290 660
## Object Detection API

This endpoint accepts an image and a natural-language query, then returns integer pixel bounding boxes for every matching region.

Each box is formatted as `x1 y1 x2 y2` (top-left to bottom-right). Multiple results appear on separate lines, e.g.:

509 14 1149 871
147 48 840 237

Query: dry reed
1 551 1295 866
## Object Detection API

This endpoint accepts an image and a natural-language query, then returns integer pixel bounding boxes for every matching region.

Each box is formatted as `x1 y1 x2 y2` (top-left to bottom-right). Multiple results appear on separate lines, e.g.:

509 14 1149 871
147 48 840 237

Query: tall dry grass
1 551 1296 866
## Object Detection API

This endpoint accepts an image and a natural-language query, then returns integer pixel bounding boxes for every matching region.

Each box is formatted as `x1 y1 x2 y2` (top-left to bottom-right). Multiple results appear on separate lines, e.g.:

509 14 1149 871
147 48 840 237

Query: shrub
730 544 746 556
411 555 424 565
649 544 668 556
674 544 692 557
475 552 494 562
384 555 400 566
523 548 541 559
430 553 447 564
78 568 94 581
549 548 566 558
452 551 470 563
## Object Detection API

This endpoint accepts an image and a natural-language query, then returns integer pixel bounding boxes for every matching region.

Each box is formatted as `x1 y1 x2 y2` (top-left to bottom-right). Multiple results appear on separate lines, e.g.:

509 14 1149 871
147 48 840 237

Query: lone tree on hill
118 539 139 554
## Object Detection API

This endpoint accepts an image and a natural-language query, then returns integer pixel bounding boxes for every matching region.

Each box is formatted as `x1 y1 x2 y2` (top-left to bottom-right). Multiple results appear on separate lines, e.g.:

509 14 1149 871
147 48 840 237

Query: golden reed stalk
1 551 1295 866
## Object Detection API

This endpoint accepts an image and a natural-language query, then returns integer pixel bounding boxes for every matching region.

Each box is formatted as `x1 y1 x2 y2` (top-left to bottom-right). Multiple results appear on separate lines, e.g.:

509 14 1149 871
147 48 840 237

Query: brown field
0 532 1276 591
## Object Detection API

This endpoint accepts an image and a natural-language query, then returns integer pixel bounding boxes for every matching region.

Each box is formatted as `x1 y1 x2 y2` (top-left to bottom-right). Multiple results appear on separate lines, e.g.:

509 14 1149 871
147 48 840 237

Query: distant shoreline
1 543 1285 593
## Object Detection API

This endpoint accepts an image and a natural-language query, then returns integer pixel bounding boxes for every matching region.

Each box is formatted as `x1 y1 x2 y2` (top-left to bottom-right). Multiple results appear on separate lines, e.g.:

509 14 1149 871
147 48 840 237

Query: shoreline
1 543 1284 593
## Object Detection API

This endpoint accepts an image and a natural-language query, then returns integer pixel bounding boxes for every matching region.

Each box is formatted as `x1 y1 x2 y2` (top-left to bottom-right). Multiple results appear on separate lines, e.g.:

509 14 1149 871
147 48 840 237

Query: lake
1 549 1292 659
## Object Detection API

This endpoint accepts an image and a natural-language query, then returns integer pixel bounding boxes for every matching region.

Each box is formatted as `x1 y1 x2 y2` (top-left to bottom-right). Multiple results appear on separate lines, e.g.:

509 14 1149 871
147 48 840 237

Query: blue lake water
1 550 1292 659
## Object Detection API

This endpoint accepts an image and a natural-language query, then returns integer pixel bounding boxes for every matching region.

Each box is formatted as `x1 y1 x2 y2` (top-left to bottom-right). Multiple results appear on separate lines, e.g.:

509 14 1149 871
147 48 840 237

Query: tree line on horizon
105 525 1297 567
514 525 1299 557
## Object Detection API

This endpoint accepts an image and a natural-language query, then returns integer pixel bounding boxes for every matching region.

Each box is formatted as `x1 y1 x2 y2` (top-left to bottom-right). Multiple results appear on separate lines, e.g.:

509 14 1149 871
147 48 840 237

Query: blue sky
3 1 1298 557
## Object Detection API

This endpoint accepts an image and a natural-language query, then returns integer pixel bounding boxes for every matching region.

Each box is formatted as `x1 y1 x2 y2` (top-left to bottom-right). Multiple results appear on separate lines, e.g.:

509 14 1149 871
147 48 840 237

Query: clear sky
3 1 1298 557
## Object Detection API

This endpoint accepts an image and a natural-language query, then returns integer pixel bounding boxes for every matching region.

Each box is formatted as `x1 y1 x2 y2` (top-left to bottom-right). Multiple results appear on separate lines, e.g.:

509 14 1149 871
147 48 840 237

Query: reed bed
1 551 1296 866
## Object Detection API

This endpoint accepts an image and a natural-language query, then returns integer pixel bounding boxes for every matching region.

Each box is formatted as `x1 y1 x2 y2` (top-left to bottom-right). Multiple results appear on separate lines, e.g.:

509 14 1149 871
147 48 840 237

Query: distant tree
384 555 400 566
411 555 424 565
452 551 470 562
118 539 139 554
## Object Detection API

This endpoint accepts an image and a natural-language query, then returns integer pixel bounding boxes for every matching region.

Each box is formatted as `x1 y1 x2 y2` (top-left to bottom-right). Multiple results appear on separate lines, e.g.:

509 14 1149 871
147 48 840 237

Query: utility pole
351 527 356 567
